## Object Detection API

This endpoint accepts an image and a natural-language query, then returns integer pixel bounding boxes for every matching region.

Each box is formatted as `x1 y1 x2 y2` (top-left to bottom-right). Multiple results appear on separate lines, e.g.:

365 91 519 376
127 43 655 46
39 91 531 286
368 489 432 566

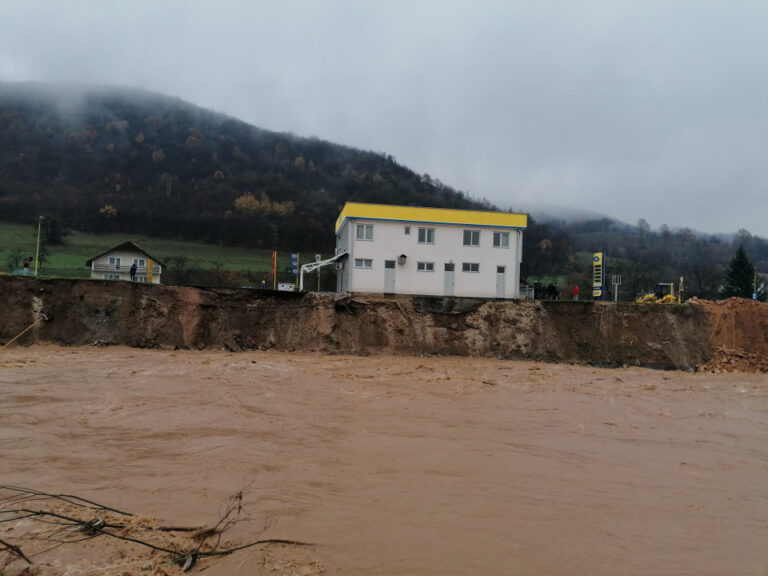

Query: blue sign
291 253 298 276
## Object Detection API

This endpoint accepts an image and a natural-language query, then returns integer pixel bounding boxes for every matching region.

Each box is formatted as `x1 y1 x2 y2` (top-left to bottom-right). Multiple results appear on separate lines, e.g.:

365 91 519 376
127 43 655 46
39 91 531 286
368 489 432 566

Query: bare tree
5 246 23 270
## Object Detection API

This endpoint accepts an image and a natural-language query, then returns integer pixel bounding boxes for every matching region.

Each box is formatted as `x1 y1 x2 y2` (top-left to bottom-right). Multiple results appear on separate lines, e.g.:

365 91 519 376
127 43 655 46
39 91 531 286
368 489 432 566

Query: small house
86 241 164 284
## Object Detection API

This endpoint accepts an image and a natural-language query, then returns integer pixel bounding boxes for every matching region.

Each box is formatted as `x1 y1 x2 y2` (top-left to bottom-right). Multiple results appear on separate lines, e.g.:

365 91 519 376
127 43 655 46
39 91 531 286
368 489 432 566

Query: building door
108 256 121 270
496 265 506 298
337 261 345 292
444 263 455 296
384 260 396 293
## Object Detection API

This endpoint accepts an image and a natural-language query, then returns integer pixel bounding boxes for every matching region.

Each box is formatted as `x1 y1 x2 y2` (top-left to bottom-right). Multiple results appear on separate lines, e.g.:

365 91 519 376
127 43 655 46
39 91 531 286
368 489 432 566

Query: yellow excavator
636 277 684 304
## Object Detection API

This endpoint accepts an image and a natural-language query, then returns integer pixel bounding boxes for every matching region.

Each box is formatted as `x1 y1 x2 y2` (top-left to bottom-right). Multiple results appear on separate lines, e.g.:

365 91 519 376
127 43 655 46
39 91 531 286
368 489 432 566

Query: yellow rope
0 315 47 352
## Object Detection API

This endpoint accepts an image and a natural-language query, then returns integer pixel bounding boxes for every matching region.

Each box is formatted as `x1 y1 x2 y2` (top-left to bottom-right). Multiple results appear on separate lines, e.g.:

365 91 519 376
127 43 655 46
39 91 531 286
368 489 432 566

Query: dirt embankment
1 276 766 371
688 297 768 372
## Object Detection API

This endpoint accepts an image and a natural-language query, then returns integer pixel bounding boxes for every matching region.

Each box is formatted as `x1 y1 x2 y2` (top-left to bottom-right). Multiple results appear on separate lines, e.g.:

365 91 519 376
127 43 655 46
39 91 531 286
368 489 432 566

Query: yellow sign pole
34 216 43 277
147 259 153 284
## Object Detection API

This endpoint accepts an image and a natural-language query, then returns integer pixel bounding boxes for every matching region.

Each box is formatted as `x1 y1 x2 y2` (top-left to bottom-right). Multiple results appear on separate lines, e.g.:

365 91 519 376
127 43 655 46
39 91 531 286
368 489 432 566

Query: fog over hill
3 2 768 240
0 81 491 251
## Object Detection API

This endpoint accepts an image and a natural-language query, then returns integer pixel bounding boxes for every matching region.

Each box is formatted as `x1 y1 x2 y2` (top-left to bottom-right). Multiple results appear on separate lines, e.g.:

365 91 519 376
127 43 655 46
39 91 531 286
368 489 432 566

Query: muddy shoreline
1 276 766 371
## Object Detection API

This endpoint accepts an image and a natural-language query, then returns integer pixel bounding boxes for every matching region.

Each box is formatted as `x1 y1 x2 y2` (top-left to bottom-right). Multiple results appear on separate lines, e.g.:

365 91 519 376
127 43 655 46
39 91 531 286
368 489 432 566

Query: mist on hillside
0 81 488 252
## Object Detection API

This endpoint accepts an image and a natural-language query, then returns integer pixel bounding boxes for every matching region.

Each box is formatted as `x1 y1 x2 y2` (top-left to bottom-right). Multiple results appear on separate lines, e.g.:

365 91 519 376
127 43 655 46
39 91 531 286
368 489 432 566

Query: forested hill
0 82 489 251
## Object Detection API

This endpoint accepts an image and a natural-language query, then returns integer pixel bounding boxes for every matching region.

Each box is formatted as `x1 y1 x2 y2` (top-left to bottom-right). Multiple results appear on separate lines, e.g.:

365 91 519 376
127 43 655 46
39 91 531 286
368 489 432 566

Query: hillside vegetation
562 219 768 301
0 82 486 252
0 221 322 287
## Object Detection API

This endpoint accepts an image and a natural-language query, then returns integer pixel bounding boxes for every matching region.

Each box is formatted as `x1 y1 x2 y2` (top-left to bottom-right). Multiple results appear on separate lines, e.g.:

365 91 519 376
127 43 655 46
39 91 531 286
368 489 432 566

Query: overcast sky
1 0 766 236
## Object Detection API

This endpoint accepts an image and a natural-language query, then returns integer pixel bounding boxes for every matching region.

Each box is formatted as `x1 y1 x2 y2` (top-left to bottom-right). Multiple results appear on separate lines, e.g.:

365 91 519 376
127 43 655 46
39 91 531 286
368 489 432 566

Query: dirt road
1 345 767 575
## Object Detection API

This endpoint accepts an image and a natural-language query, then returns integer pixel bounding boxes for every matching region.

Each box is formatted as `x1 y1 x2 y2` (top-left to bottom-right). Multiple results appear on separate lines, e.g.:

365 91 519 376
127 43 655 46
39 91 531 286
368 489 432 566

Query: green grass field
0 221 317 279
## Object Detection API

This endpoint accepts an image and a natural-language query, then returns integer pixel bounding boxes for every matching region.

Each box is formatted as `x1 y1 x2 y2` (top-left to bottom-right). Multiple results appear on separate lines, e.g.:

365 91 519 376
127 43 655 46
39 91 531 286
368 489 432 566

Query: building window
417 261 435 272
103 273 120 280
444 263 455 272
108 256 121 269
136 275 147 283
404 226 411 235
462 262 480 273
354 258 373 269
497 266 505 274
133 258 146 267
418 227 435 244
356 224 373 241
463 230 480 246
493 231 510 248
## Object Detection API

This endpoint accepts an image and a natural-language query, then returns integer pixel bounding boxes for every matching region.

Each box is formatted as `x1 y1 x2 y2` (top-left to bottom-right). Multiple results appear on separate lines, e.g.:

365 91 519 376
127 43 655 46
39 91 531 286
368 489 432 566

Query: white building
335 203 527 299
86 241 164 284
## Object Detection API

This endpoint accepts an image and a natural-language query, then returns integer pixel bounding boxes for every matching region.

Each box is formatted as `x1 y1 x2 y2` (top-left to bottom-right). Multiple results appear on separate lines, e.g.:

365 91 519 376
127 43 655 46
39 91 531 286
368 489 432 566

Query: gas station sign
592 252 604 300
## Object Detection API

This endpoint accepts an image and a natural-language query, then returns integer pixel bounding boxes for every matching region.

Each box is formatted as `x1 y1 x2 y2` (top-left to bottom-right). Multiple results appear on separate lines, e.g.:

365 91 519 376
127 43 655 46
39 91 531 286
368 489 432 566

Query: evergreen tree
720 244 765 300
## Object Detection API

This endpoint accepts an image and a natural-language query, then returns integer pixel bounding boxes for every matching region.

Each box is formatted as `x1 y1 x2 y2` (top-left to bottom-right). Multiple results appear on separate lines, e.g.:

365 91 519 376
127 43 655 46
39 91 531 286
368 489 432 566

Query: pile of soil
690 297 768 372
698 346 768 373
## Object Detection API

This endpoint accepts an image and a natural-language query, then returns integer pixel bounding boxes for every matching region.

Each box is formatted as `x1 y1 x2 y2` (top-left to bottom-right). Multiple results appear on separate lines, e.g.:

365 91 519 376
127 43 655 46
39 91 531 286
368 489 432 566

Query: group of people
546 282 559 299
532 281 580 301
532 281 560 300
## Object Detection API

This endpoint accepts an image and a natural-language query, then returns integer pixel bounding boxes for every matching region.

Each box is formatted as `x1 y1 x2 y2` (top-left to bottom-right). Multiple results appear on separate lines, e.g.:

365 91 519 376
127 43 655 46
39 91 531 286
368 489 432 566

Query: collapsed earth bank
1 276 766 371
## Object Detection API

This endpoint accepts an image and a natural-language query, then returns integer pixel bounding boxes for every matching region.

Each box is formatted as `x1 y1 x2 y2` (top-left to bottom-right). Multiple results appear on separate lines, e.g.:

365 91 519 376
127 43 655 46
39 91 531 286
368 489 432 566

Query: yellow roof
335 202 527 233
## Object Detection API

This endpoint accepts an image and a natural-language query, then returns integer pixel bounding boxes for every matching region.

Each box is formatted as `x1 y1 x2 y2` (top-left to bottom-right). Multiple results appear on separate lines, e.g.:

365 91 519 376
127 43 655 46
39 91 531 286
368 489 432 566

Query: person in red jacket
571 284 580 301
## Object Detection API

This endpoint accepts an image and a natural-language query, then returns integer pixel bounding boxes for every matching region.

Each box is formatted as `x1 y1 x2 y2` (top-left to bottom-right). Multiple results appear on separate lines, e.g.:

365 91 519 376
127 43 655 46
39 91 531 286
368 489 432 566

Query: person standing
571 284 580 301
130 262 137 281
546 283 555 299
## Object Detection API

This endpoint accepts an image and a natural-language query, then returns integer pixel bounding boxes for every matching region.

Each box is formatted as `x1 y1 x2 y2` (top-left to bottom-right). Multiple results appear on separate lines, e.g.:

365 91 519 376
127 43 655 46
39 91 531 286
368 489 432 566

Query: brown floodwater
1 345 767 575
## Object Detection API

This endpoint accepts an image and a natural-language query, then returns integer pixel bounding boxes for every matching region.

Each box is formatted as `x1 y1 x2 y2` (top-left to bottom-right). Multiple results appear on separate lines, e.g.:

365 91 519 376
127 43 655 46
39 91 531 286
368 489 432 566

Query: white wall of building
337 219 523 298
336 221 351 293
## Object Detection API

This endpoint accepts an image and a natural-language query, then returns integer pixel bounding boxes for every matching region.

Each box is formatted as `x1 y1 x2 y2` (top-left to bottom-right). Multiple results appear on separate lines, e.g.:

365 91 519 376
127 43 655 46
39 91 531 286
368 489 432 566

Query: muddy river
1 345 766 575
